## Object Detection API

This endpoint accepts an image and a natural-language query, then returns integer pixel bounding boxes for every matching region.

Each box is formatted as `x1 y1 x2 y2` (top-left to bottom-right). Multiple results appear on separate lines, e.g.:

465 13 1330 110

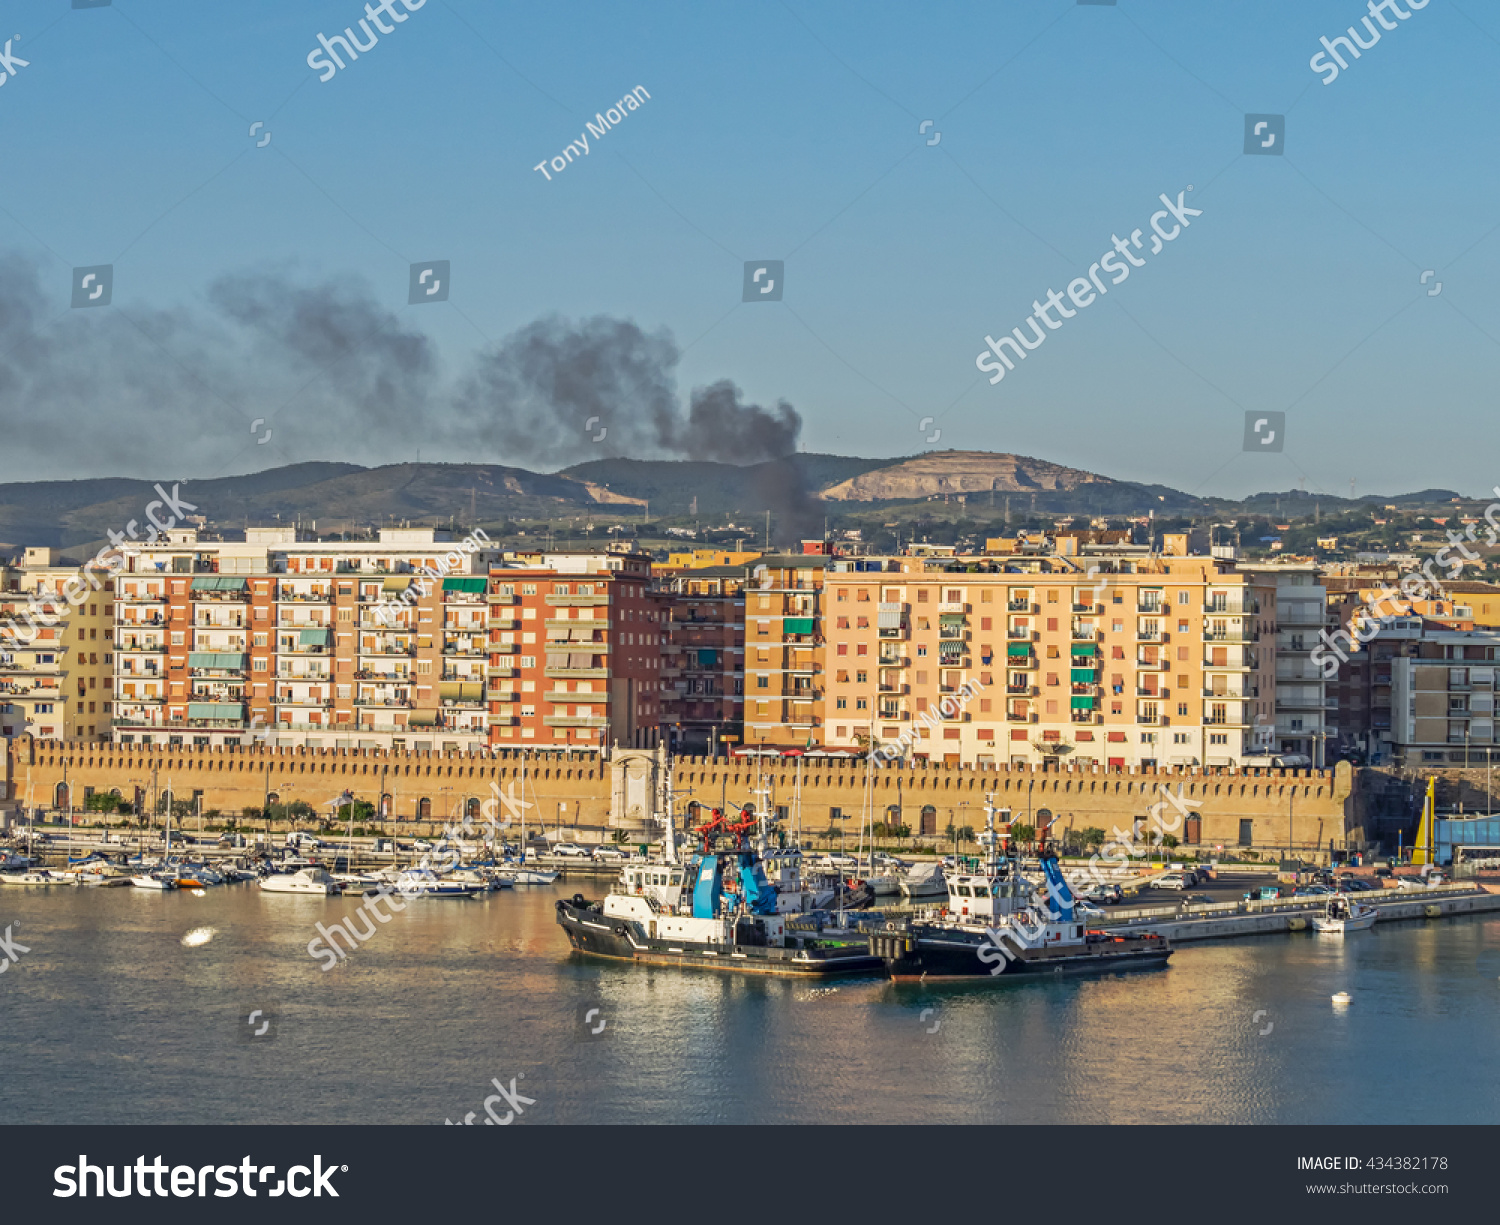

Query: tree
957 824 975 846
1162 834 1180 852
1080 826 1106 853
612 828 629 845
893 823 911 846
943 822 956 843
1009 823 1036 850
84 793 118 814
872 821 889 840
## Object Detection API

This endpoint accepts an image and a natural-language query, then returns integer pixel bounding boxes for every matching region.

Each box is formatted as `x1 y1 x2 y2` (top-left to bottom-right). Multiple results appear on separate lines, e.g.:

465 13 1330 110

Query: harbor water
1 882 1497 1125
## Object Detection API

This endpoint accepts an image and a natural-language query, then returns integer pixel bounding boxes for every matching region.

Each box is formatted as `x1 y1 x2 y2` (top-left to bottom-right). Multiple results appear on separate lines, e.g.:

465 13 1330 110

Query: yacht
130 874 177 891
259 867 335 895
869 798 1172 982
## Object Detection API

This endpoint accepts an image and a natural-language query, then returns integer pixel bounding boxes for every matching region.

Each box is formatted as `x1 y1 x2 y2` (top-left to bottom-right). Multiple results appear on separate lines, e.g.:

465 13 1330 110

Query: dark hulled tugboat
555 803 883 979
869 797 1171 982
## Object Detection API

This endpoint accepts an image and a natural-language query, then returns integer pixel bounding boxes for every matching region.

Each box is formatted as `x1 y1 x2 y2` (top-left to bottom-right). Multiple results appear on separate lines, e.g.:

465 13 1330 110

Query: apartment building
659 565 746 755
488 551 664 751
742 555 834 749
1239 562 1329 765
108 527 501 752
1386 622 1500 766
747 544 1279 769
0 548 116 742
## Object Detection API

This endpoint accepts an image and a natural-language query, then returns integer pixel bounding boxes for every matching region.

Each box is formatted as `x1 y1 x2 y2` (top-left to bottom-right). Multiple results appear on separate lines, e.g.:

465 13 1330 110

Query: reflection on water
1 883 1497 1125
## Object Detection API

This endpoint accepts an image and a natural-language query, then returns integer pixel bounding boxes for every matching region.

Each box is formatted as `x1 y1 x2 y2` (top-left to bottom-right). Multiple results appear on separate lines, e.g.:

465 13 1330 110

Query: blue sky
1 0 1496 499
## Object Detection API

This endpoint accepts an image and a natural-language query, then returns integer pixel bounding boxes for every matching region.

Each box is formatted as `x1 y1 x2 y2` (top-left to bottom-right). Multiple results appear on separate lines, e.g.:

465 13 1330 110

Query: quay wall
2 738 1358 856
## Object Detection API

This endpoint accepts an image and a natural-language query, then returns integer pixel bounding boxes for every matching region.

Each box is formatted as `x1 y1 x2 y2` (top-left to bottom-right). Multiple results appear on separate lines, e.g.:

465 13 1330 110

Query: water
1 881 1497 1125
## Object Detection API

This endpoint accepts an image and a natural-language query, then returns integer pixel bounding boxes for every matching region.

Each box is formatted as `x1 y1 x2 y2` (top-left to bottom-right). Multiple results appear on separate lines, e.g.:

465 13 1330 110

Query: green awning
298 628 331 646
188 702 242 719
697 649 718 667
783 617 815 635
383 576 413 592
1006 643 1032 656
442 578 486 594
938 640 964 654
1071 696 1096 709
189 576 246 592
939 613 966 624
1071 643 1098 655
1070 668 1097 683
188 652 247 669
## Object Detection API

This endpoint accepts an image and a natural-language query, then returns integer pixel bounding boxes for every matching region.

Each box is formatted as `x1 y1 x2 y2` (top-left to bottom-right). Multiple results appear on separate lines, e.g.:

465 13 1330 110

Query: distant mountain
0 455 1484 561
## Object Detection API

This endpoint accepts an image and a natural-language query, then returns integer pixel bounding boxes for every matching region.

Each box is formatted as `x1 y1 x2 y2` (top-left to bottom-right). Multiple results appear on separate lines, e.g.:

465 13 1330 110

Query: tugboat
869 797 1172 982
554 803 884 978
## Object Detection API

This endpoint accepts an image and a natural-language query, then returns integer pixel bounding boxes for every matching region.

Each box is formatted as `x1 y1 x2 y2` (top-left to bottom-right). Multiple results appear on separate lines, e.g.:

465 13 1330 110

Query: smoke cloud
0 255 805 483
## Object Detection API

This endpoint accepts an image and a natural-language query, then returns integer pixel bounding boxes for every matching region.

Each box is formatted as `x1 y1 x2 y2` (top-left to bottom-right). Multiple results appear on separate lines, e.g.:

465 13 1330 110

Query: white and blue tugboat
555 804 883 978
869 797 1171 982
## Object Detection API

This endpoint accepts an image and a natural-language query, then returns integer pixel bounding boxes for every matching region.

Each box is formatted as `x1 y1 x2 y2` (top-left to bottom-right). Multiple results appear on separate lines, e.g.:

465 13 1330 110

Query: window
1178 591 1189 604
1238 819 1253 846
253 659 268 672
856 698 868 710
836 697 847 709
837 589 848 602
757 676 768 688
836 617 850 629
856 671 868 684
522 585 537 596
917 591 929 603
1178 703 1188 716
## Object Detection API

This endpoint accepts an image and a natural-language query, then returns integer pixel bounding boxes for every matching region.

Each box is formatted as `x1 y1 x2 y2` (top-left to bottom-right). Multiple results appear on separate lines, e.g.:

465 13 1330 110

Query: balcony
545 690 608 703
878 654 908 667
878 682 907 695
543 714 609 728
544 636 609 651
1135 686 1163 697
1007 629 1033 641
1204 600 1258 615
1136 629 1164 643
1136 602 1164 615
1072 602 1097 614
1071 625 1098 641
1203 687 1255 699
543 666 609 679
1007 683 1036 695
1071 711 1100 724
1136 714 1161 725
492 643 520 655
487 616 521 631
1204 630 1258 644
1007 600 1034 613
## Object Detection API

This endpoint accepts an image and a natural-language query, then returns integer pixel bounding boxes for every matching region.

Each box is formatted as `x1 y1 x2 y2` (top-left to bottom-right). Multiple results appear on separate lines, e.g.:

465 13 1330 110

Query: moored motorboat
899 860 946 900
259 867 335 895
1312 894 1377 934
130 874 177 891
1 869 71 886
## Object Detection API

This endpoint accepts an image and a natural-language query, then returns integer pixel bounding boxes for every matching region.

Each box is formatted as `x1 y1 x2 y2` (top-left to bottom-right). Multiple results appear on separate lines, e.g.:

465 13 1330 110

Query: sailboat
495 752 558 884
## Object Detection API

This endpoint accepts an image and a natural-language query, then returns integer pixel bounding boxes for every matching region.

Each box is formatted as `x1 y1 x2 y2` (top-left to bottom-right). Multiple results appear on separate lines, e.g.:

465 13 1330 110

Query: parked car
1083 884 1124 905
1073 900 1106 920
592 846 632 861
1243 885 1281 901
1184 893 1215 905
821 854 858 871
285 832 321 850
1155 872 1189 890
549 843 592 859
411 839 434 853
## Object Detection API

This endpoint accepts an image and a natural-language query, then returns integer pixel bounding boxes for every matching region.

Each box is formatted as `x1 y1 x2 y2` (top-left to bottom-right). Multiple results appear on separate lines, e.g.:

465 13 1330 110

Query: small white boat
1331 991 1353 1005
1313 895 1377 934
130 874 177 891
0 869 70 886
259 867 335 895
392 869 481 898
899 861 946 900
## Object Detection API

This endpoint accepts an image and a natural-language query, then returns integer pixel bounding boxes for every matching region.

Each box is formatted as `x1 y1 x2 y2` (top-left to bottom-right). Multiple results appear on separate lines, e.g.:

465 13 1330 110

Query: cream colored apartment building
0 548 117 743
747 547 1279 769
